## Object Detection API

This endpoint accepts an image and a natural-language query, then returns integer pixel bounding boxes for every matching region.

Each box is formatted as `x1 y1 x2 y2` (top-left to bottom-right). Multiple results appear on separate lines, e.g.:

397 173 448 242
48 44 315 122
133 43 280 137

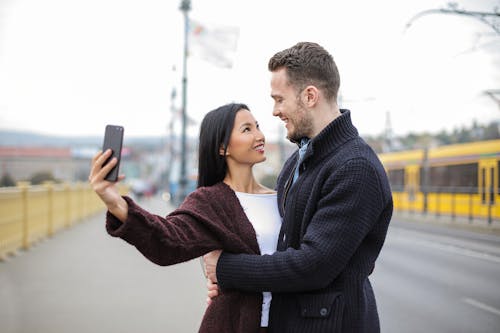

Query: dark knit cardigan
217 110 393 333
106 182 263 333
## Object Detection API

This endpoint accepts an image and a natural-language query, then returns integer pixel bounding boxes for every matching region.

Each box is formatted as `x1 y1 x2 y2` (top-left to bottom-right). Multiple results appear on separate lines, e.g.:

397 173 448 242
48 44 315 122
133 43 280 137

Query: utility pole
165 85 176 195
178 0 191 203
383 111 394 153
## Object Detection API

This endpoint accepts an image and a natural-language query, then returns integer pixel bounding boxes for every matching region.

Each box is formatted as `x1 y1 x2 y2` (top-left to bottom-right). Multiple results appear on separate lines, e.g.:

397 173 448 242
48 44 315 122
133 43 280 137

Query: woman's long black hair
197 103 249 188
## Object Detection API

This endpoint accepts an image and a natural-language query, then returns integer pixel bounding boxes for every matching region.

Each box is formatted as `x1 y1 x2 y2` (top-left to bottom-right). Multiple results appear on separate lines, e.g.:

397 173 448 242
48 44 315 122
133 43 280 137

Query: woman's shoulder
186 182 234 200
176 182 238 214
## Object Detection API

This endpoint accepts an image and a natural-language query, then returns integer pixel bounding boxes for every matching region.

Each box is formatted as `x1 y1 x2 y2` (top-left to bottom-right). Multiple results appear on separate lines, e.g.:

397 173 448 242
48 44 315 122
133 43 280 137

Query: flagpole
178 0 191 203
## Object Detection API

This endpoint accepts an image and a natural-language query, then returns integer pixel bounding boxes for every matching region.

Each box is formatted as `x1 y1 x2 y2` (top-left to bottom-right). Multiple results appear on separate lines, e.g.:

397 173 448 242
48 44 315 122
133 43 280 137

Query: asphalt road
0 197 207 333
372 219 500 333
1 197 499 332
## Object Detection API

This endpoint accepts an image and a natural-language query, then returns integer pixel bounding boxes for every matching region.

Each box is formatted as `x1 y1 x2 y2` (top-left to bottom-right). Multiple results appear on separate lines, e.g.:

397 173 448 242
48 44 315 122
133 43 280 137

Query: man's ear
303 85 319 107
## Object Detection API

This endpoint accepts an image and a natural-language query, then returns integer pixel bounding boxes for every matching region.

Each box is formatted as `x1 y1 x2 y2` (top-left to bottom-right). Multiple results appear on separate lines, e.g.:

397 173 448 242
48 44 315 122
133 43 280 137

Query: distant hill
0 129 169 148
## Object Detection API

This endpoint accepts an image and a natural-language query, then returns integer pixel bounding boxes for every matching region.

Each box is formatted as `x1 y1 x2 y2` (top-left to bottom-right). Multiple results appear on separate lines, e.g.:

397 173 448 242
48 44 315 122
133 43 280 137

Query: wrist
108 196 128 222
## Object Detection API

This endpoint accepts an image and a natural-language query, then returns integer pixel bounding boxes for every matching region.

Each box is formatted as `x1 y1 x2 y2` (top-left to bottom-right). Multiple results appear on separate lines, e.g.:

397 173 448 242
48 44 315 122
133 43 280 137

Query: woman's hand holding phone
88 146 128 222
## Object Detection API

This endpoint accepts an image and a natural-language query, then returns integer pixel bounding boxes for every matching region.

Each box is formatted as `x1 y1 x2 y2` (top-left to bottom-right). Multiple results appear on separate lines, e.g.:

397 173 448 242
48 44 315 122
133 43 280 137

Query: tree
0 172 16 187
30 171 57 185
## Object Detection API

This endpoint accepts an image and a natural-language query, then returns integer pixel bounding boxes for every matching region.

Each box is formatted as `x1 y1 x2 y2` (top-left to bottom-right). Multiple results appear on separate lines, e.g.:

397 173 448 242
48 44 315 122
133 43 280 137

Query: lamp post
177 0 191 203
405 3 500 34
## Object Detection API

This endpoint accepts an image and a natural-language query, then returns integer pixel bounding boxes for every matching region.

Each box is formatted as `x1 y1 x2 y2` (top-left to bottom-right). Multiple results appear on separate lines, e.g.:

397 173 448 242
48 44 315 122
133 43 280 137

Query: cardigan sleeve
106 194 223 266
217 158 390 292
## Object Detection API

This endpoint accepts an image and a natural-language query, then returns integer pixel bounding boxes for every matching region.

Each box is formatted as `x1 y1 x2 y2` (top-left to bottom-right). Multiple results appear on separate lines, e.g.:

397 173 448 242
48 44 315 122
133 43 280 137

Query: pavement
392 211 500 236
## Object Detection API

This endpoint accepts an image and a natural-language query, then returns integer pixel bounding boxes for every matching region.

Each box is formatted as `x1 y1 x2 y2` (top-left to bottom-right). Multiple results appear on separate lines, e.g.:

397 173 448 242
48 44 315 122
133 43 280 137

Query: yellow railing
392 189 499 224
0 181 127 260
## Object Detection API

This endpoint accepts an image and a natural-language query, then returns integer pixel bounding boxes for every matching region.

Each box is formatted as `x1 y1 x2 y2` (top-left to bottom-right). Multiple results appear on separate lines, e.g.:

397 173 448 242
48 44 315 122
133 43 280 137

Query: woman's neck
223 166 261 194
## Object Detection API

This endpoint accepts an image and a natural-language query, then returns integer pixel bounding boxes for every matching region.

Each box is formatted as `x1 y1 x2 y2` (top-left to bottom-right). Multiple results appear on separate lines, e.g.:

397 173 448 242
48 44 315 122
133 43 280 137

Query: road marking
462 298 500 317
388 232 500 264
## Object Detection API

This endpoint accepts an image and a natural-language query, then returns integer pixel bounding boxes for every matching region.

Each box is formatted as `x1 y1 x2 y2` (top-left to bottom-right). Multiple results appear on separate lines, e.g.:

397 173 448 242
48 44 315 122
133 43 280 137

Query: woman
89 103 281 333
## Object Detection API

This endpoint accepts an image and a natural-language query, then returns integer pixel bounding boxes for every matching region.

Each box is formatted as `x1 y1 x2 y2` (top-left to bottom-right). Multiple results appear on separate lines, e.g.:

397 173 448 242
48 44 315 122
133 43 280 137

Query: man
204 42 393 333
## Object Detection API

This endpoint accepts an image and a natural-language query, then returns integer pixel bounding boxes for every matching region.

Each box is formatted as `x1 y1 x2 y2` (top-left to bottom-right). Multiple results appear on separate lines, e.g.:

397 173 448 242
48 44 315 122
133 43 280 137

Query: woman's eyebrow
238 122 253 129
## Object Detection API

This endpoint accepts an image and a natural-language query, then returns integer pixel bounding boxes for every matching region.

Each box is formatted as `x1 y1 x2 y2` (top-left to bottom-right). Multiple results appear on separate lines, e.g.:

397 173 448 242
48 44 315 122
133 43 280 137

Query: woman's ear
219 145 229 156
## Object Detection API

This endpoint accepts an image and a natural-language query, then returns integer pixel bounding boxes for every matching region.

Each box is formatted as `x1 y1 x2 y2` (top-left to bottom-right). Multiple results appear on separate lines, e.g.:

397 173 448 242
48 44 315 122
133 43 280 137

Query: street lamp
405 2 500 34
177 0 191 203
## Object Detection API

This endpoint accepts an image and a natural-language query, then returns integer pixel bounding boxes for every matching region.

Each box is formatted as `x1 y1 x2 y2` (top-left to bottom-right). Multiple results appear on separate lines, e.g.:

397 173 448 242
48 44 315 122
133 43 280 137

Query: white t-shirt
235 191 281 327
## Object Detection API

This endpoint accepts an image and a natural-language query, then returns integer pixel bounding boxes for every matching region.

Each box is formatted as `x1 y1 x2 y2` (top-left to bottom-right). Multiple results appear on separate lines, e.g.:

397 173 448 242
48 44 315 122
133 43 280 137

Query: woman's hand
89 149 128 222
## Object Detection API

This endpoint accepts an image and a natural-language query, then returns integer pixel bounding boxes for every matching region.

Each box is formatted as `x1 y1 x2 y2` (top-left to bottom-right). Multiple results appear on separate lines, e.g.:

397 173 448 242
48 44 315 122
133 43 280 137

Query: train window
490 168 495 204
387 169 404 191
482 168 486 203
429 163 477 193
498 161 500 195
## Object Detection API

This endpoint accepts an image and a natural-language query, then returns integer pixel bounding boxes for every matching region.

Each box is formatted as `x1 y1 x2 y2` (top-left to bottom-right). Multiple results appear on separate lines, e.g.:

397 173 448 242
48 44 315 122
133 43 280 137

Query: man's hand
203 250 222 283
206 278 219 305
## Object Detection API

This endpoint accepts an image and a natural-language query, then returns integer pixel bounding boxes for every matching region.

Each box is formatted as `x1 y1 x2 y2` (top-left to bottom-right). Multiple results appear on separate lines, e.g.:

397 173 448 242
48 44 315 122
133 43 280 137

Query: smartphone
102 125 124 182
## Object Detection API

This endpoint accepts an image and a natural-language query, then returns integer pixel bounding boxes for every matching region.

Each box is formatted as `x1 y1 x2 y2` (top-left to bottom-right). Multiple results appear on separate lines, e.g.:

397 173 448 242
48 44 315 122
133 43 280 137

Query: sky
0 0 499 142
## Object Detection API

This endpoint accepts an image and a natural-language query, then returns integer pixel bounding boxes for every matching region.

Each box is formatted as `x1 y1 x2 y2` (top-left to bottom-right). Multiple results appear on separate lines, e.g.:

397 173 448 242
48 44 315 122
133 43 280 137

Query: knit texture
217 110 393 333
106 182 263 333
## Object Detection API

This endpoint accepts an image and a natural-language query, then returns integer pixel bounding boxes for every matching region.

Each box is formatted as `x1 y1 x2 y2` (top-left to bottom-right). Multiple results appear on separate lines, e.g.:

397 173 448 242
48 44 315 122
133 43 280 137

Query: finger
206 280 218 291
91 150 103 164
207 272 218 283
96 149 113 167
97 157 118 179
90 150 111 179
89 150 103 181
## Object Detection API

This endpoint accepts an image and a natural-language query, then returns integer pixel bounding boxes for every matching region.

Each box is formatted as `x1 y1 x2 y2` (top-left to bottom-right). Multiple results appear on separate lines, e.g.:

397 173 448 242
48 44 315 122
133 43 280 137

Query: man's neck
310 103 341 138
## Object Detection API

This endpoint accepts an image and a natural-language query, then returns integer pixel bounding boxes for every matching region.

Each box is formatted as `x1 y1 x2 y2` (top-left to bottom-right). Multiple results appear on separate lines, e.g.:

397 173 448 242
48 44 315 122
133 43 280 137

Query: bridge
1 195 500 333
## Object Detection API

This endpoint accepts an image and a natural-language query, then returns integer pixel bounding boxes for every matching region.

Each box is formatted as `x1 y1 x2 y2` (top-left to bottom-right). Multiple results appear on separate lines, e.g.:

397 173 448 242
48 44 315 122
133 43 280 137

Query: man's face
270 68 313 142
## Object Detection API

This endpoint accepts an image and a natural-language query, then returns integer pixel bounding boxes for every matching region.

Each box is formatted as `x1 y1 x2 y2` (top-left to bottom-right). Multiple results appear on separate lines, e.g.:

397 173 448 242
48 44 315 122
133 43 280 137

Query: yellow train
378 139 500 223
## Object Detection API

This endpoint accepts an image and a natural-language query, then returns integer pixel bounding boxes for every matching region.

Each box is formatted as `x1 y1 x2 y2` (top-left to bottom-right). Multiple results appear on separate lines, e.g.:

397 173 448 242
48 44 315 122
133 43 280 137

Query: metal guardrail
0 182 127 260
392 186 499 225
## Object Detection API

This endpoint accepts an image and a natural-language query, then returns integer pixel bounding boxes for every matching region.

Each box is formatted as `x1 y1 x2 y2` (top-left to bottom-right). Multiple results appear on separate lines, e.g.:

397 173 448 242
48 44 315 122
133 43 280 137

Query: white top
235 191 281 327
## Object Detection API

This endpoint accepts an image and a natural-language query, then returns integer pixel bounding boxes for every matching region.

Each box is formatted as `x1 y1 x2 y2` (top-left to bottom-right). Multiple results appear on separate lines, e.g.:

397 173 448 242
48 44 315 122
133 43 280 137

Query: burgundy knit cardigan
106 182 263 333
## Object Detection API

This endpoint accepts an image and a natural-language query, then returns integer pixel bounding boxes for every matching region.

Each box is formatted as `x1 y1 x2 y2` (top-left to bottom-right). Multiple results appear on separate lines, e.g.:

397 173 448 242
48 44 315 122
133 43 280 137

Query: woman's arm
106 196 222 266
90 150 223 266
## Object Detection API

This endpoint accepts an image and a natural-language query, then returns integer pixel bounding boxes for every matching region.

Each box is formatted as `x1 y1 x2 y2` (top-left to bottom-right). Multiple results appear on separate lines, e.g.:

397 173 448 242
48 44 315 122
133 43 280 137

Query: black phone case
102 125 124 182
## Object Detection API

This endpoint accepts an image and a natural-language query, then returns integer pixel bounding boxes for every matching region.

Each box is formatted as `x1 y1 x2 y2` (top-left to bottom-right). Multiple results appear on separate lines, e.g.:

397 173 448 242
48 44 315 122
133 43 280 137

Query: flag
188 19 239 69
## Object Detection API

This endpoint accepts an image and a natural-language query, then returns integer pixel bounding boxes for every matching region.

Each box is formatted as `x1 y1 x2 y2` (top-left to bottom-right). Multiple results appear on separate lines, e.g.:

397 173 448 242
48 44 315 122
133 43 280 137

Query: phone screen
102 125 124 182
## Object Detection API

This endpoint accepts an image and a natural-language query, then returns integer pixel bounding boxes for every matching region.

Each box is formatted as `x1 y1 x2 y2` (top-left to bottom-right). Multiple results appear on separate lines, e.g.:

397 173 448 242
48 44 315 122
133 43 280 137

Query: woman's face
224 109 266 165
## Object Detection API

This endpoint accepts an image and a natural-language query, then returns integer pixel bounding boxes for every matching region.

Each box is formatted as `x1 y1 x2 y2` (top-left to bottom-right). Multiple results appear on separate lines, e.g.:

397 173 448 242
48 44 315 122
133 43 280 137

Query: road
372 219 500 333
0 198 206 333
1 196 499 332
